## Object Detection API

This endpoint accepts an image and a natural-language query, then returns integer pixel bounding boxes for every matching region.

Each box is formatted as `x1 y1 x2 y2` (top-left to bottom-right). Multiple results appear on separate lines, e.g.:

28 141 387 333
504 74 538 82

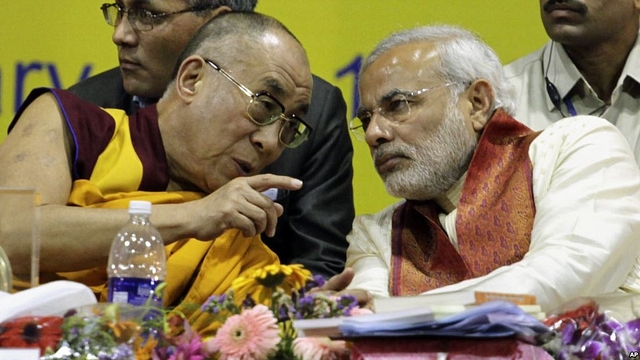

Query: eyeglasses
100 3 213 31
349 82 456 140
203 59 312 148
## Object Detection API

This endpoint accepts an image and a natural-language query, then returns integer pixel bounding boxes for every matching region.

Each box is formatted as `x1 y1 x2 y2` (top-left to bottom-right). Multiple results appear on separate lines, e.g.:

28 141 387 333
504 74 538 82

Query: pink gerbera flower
207 304 280 360
293 337 350 360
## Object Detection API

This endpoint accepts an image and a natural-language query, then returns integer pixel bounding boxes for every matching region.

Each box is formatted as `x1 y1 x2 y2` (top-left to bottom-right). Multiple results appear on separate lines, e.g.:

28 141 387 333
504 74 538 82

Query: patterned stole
390 110 541 296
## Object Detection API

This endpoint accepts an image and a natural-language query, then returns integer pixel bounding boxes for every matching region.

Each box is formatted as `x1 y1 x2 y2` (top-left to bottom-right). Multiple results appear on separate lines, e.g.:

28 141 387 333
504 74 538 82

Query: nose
250 121 283 159
365 112 393 148
112 14 138 47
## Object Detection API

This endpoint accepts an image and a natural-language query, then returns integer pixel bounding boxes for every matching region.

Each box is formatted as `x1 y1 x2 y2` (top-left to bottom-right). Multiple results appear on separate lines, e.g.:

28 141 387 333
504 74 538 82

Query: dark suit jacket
68 68 355 278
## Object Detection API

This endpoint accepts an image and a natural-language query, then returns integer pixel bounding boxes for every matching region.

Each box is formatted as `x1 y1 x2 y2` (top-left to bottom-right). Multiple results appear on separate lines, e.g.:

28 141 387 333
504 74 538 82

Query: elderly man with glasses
0 12 312 332
320 24 640 313
68 0 354 280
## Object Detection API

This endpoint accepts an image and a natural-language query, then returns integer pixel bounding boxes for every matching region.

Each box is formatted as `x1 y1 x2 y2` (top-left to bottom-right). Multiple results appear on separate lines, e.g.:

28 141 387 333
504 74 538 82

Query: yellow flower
232 264 312 305
134 335 158 360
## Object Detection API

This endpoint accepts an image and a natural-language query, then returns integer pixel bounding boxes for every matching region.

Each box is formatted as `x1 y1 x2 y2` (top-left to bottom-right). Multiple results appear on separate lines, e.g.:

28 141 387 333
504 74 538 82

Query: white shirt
345 117 640 312
504 36 640 165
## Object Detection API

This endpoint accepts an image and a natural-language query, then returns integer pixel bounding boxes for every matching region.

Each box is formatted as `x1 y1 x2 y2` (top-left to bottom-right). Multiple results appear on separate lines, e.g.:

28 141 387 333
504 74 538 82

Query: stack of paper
294 307 435 338
293 301 552 344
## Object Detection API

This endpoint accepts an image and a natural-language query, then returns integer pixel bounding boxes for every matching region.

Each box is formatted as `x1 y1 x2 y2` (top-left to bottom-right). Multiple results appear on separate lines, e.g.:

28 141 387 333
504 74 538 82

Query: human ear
175 56 206 104
465 79 493 131
210 6 232 19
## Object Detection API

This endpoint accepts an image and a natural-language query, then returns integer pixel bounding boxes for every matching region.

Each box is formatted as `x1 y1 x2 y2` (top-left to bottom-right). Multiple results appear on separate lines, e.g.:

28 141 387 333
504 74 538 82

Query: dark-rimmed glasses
100 3 213 31
349 82 456 140
204 59 312 148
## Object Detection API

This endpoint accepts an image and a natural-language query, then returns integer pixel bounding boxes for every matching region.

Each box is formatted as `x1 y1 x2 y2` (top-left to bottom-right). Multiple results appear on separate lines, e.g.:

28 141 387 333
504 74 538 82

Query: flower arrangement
542 298 640 359
0 264 361 360
201 264 357 359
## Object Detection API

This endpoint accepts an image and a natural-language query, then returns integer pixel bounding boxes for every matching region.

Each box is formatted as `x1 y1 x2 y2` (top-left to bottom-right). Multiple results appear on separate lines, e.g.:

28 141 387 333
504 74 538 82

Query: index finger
246 174 303 192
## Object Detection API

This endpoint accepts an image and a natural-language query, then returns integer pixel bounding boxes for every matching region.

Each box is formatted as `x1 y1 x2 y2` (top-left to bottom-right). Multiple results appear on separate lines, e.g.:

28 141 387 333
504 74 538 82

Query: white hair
361 24 517 115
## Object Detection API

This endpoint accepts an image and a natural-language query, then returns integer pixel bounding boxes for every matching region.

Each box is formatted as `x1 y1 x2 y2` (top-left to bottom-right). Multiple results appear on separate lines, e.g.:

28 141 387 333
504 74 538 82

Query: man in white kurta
346 115 640 311
325 24 640 313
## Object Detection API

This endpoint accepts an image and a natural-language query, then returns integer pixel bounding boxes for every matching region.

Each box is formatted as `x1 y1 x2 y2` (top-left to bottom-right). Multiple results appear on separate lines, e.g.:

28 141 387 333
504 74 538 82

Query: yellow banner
1 1 548 214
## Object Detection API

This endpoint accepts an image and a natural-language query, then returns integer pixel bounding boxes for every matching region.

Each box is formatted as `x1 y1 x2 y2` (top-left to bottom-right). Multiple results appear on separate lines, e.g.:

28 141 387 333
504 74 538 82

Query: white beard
374 99 478 200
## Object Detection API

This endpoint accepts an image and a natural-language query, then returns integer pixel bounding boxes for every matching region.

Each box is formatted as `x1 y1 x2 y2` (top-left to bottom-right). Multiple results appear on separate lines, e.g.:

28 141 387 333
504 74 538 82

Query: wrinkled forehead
360 42 442 104
253 31 313 113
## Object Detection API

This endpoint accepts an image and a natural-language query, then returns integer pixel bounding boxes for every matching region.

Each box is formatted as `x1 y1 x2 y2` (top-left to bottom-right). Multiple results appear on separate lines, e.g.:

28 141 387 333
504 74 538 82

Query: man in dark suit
69 0 354 278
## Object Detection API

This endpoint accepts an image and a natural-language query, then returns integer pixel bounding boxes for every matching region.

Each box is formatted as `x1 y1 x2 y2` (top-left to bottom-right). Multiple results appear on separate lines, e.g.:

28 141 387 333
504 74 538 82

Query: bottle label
107 277 163 307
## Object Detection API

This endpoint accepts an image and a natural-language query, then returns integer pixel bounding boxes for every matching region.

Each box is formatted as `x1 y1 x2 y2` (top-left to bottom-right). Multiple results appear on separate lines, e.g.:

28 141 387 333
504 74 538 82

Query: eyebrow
126 0 152 5
262 78 287 99
261 78 310 116
380 88 411 102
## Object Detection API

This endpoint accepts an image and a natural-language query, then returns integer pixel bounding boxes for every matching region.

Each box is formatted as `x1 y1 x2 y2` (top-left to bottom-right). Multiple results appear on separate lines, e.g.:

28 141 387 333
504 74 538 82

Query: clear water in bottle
107 200 166 307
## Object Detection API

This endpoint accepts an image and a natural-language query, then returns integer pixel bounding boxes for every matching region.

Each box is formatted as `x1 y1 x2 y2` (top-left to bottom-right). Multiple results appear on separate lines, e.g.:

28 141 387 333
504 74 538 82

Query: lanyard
562 97 578 117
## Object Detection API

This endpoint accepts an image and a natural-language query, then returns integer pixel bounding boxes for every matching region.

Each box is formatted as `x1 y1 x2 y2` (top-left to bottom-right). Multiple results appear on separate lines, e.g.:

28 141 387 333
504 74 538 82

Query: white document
0 280 96 323
0 349 40 360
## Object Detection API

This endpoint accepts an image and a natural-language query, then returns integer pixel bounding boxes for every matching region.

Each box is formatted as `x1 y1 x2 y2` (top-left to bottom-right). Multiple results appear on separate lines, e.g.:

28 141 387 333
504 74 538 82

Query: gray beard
375 100 478 200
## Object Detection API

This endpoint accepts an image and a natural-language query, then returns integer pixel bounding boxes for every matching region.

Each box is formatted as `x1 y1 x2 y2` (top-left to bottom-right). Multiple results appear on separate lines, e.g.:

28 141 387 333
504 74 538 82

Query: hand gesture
192 174 302 239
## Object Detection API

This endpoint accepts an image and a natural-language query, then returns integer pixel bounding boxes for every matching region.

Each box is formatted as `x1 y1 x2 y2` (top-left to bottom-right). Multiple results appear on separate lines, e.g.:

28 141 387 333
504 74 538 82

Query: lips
233 158 254 176
374 153 406 174
543 0 587 14
119 58 141 70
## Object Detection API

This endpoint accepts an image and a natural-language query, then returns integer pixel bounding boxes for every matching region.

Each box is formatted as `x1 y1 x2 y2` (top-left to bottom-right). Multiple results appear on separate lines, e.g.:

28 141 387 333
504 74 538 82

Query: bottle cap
128 200 152 215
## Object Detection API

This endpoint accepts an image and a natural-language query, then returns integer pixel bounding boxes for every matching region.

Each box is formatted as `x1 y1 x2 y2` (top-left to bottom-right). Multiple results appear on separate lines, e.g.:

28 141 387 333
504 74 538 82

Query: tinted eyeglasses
204 59 312 148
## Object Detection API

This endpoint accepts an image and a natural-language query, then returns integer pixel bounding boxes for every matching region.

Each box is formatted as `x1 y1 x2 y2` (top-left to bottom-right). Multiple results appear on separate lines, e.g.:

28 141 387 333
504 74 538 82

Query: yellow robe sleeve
59 179 279 333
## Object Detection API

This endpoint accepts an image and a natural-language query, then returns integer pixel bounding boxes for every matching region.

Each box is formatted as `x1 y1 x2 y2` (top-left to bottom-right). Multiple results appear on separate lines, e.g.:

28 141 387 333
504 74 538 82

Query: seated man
323 24 640 312
0 12 312 328
69 0 354 278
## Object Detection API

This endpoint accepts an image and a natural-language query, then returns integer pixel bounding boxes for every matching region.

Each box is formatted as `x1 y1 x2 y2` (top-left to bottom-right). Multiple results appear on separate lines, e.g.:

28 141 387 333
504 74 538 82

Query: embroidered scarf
390 110 540 296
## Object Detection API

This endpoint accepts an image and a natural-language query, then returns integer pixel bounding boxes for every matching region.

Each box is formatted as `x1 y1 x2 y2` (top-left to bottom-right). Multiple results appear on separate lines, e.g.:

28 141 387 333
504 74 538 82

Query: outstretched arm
0 92 301 274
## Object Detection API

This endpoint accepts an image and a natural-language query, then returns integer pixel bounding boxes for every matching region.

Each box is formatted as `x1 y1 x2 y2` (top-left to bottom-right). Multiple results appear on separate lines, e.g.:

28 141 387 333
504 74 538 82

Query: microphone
545 77 563 111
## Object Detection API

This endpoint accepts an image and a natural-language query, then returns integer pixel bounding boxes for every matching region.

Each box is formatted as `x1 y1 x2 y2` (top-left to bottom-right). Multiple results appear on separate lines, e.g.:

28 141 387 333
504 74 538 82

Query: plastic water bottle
107 200 166 307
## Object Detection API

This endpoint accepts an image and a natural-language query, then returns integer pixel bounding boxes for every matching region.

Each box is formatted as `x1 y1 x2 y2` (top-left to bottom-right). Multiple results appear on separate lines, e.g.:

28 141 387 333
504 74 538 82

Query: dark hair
172 12 299 79
187 0 258 15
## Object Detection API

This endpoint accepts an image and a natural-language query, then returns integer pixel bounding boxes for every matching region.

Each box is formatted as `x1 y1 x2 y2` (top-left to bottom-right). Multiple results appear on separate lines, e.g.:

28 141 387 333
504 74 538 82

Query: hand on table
312 267 373 309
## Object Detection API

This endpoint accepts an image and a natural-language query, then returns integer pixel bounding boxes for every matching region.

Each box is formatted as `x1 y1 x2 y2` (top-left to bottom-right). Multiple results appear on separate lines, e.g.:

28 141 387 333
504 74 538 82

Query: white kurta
504 36 640 166
345 116 640 312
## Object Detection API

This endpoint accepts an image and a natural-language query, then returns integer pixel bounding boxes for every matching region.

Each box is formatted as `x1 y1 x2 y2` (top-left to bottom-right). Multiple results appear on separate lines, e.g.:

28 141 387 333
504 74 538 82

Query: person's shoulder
69 67 122 91
309 74 344 102
539 116 625 147
67 67 129 110
354 201 405 226
504 44 548 79
547 115 616 133
304 73 347 129
311 74 338 92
